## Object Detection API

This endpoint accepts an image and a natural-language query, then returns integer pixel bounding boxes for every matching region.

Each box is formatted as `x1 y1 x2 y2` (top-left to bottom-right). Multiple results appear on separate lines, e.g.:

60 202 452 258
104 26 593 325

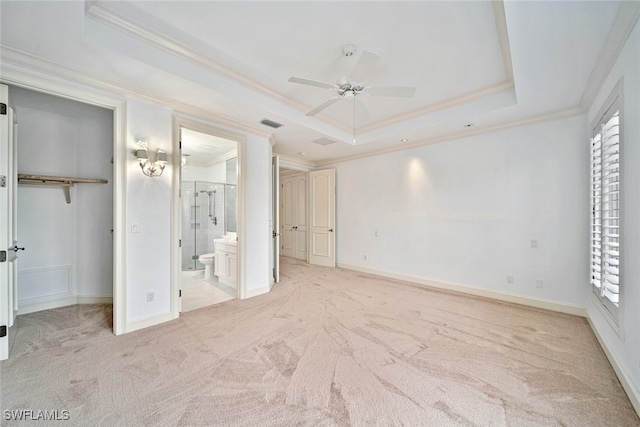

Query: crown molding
205 150 238 167
84 1 348 133
580 1 640 110
280 169 307 178
355 0 515 135
492 0 514 84
276 154 316 171
0 46 272 139
85 0 517 138
317 105 585 167
358 80 514 134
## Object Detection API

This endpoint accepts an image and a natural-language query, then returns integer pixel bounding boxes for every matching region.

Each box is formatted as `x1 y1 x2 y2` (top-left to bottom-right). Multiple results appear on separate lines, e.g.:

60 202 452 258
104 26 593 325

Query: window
590 93 621 322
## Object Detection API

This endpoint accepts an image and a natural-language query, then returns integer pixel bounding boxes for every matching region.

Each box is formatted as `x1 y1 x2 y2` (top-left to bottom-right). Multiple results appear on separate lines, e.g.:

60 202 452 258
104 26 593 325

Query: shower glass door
181 181 226 271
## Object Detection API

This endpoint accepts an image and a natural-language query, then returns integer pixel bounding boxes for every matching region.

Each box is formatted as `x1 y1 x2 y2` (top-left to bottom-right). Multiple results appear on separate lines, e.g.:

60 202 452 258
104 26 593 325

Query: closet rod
18 174 108 204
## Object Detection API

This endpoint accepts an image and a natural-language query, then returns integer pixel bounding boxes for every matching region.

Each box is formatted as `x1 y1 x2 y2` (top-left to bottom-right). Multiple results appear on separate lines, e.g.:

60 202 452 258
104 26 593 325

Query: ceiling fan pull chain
353 96 356 144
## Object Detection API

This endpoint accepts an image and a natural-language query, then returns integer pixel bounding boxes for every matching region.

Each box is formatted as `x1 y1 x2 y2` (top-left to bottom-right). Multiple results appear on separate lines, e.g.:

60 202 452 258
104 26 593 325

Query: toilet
198 253 216 279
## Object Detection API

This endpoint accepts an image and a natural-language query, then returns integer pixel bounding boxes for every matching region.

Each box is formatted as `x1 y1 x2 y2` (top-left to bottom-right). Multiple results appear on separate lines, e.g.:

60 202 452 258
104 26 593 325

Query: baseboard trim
587 314 640 416
337 263 587 317
126 312 174 334
18 295 113 315
244 283 272 299
76 296 113 305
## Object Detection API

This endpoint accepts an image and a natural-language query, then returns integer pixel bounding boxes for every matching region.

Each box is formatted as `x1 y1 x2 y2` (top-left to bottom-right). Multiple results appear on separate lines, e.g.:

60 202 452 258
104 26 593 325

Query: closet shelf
18 174 108 204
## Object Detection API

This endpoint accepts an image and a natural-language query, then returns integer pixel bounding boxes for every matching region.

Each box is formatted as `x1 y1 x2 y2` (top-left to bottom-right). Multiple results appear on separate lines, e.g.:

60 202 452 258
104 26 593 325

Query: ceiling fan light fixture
288 46 416 143
342 44 357 57
401 139 409 142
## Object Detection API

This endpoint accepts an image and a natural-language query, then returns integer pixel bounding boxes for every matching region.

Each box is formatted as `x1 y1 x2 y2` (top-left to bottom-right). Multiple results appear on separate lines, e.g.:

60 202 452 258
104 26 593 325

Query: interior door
1 84 19 360
308 169 335 267
280 176 295 258
179 131 183 313
272 155 280 282
294 174 308 261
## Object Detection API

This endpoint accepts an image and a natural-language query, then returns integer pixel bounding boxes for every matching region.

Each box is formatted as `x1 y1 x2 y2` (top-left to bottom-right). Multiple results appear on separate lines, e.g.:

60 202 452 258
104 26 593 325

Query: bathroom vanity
214 236 237 289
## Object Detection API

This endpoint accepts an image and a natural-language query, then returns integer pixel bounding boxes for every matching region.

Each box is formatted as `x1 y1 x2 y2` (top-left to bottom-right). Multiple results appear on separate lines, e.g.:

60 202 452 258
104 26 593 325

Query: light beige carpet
1 258 638 426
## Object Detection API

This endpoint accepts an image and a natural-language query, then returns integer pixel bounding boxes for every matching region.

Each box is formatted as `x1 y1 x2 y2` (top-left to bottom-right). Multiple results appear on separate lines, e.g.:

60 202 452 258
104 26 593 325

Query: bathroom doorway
179 128 238 312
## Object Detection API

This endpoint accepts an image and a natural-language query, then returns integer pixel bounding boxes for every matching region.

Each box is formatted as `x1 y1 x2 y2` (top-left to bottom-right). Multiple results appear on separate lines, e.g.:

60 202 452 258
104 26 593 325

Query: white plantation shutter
591 105 621 320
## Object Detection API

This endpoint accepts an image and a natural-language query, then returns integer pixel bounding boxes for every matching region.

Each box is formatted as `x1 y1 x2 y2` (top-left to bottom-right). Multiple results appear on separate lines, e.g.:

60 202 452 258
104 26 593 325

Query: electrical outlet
531 240 538 249
535 279 544 288
363 255 368 261
131 222 140 233
146 292 155 303
507 275 514 284
374 230 379 237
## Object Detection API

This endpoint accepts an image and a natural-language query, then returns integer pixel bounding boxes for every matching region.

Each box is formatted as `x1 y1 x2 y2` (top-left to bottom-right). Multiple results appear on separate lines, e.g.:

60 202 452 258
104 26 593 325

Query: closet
280 172 307 260
8 86 114 314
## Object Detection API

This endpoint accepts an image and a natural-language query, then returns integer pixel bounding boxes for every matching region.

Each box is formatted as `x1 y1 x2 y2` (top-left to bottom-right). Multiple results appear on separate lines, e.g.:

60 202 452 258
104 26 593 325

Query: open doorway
179 128 238 312
2 85 115 353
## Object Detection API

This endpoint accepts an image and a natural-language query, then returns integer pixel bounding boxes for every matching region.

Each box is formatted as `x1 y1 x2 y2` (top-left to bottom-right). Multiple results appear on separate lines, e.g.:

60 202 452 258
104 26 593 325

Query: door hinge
179 289 182 298
179 239 182 248
0 251 6 262
0 325 6 338
0 103 6 116
179 140 182 149
0 176 6 188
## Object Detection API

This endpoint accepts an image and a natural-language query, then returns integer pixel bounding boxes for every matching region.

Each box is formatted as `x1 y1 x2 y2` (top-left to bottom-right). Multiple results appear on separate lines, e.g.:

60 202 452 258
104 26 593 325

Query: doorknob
9 245 25 252
328 228 333 232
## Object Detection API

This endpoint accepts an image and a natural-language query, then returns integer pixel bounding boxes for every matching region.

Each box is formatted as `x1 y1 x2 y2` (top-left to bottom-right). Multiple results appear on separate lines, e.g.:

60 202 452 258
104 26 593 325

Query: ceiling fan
288 45 416 142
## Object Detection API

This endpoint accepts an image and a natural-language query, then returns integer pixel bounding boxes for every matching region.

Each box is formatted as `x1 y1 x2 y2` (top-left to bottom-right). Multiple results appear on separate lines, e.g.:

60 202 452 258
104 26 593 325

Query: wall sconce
135 141 168 177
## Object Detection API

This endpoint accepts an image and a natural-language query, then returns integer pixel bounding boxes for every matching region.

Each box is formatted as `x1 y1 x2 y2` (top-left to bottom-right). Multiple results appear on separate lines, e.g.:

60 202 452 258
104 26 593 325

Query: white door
280 173 308 261
280 177 295 258
272 155 280 282
0 84 20 360
294 174 308 260
308 169 335 267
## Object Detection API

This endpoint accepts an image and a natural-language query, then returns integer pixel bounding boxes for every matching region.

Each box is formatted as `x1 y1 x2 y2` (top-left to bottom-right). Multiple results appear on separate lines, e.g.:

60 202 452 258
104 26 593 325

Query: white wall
181 165 209 182
126 99 172 322
182 161 227 183
11 87 113 307
241 134 272 296
331 114 589 307
587 21 640 402
76 105 114 297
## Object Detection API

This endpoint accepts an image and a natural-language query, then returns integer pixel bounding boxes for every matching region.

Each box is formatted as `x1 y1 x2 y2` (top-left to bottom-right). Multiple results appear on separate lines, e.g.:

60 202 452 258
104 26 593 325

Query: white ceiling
0 1 628 164
181 128 236 167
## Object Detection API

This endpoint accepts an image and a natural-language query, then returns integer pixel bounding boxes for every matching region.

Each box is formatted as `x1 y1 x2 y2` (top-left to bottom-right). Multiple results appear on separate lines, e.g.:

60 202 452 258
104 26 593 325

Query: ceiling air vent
260 119 283 129
312 137 337 146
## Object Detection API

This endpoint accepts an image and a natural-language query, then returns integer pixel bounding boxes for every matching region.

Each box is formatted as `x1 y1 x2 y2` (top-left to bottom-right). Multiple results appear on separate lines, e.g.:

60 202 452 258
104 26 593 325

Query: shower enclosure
181 181 227 271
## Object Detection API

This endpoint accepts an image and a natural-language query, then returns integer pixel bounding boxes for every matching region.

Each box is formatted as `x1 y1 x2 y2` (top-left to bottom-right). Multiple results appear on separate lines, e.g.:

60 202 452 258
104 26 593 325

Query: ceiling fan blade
366 86 417 98
306 96 343 116
354 98 372 124
350 50 380 83
288 76 338 90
